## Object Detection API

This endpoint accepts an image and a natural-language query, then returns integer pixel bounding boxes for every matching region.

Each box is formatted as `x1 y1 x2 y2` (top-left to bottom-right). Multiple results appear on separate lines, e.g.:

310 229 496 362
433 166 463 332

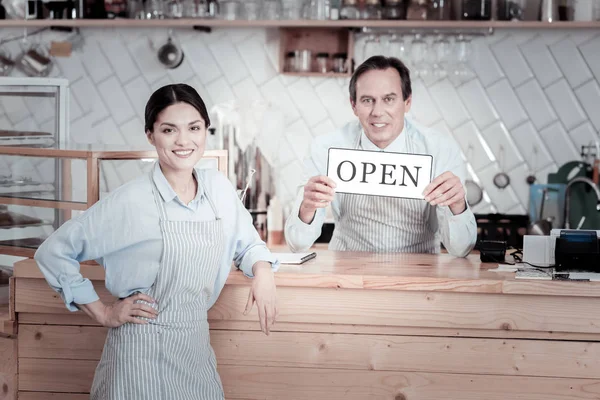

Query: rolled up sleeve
34 219 100 312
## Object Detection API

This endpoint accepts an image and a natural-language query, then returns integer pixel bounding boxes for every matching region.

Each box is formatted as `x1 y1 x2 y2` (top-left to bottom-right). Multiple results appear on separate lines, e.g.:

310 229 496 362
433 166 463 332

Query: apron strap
149 166 222 221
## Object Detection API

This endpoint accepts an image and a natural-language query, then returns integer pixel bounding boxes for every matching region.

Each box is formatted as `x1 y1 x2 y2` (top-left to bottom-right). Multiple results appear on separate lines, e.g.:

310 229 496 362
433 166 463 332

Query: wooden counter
8 251 600 400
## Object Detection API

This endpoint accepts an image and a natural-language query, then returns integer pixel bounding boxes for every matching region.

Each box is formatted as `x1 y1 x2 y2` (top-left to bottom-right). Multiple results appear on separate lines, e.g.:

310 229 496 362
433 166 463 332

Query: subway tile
509 122 554 172
100 36 140 84
428 79 469 129
452 121 494 171
491 38 534 87
539 122 579 167
410 79 442 127
97 76 136 125
80 39 113 84
480 122 523 172
182 41 221 86
569 122 599 151
314 80 355 128
457 79 499 130
237 36 278 86
285 119 313 162
486 79 528 130
515 79 558 130
544 79 588 131
288 79 328 127
575 80 600 132
519 36 563 88
549 38 594 88
209 38 249 85
260 76 301 124
476 163 520 213
579 35 600 83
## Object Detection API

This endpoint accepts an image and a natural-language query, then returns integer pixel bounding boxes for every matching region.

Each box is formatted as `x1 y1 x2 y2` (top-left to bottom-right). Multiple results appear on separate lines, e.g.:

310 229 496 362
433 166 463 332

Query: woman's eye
163 128 174 133
190 126 201 131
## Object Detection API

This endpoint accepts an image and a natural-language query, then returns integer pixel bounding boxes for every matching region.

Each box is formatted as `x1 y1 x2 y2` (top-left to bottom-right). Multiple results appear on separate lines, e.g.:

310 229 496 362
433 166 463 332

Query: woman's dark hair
144 83 211 133
349 56 412 103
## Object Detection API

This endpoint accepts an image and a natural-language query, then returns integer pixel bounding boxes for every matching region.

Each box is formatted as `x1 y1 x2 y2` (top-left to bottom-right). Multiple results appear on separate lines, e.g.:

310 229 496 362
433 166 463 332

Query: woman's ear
146 130 155 146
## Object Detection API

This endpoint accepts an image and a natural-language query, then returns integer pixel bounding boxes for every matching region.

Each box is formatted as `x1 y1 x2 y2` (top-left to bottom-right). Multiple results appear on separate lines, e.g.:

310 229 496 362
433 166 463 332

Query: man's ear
350 97 358 117
404 95 412 113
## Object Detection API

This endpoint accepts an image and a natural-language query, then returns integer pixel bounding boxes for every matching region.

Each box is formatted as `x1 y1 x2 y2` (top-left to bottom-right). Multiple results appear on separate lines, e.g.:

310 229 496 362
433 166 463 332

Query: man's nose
371 101 384 116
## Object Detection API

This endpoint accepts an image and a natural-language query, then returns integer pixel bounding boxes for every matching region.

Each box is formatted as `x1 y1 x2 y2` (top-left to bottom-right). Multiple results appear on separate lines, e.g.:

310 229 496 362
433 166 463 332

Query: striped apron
329 131 439 253
90 173 225 400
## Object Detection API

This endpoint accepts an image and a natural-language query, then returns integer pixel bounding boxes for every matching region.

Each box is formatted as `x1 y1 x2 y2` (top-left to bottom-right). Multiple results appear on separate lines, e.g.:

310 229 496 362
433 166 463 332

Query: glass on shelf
361 0 383 19
340 0 360 18
382 0 406 19
316 52 329 73
332 52 348 73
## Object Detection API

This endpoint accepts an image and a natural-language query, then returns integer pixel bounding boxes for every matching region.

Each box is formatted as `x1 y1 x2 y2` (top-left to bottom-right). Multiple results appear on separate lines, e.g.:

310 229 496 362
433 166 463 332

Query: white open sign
326 148 433 199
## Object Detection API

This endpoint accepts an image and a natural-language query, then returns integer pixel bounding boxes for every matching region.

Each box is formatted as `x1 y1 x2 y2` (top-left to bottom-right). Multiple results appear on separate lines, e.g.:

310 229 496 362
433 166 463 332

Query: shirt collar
359 121 408 153
152 162 204 204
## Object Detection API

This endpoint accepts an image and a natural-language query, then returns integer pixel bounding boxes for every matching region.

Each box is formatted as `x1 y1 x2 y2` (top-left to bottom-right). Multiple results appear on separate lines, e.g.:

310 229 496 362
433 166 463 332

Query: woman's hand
78 293 159 328
244 262 278 335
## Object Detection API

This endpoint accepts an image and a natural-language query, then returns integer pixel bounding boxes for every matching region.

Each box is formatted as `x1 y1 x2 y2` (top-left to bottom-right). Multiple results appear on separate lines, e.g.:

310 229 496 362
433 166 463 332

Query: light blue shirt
284 117 477 257
34 162 279 312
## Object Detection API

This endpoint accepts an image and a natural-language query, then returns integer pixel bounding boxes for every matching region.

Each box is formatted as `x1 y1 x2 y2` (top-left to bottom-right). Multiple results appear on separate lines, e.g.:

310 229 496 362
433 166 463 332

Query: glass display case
0 143 228 257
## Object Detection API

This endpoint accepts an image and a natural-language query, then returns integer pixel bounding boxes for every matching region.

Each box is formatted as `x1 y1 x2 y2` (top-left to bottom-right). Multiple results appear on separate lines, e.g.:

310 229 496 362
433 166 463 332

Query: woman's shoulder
78 174 154 222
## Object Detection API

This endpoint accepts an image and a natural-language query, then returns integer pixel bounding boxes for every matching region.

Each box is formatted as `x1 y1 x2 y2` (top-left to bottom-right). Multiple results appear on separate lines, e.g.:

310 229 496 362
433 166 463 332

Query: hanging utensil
157 29 184 69
528 187 552 235
493 145 510 189
526 146 538 185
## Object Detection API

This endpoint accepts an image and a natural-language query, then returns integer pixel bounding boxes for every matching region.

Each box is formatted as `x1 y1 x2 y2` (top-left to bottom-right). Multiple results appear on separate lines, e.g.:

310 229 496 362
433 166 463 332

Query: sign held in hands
326 148 433 199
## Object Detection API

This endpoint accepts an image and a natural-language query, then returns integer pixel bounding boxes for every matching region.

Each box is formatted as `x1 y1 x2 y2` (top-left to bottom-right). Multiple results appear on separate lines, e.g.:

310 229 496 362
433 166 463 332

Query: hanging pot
157 35 184 69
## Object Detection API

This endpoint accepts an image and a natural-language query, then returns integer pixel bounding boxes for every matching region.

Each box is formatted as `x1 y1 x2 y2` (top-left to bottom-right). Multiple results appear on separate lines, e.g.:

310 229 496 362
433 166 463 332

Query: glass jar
461 0 491 19
295 49 312 72
361 0 382 19
285 51 296 72
428 0 450 19
340 0 360 18
332 52 347 73
406 0 429 19
383 0 406 19
316 52 329 73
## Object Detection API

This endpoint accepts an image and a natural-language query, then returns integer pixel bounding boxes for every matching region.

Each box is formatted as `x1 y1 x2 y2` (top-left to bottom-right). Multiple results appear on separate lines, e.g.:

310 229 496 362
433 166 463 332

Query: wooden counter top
13 250 600 298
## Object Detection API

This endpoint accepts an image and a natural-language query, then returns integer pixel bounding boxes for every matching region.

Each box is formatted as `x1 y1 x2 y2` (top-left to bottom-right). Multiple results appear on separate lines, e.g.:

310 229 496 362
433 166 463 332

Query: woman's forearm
77 299 107 325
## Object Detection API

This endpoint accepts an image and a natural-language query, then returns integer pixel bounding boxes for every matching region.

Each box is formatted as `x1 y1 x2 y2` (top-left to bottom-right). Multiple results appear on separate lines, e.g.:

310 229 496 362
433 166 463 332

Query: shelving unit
0 19 599 29
0 144 228 257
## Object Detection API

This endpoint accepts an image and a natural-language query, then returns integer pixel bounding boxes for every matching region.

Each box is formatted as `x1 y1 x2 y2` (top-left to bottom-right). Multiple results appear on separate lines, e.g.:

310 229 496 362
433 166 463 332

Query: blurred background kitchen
0 0 599 266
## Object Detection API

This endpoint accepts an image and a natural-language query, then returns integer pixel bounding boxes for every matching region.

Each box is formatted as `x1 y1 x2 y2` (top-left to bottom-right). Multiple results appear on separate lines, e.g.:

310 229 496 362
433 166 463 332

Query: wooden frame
0 145 228 257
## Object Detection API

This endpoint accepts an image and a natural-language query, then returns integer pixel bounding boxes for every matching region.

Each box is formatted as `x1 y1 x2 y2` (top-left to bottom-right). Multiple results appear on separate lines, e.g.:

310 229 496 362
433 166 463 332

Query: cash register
554 229 600 272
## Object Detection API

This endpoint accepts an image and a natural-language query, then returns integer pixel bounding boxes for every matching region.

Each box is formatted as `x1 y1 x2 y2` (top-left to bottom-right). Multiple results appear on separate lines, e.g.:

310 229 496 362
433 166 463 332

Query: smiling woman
33 83 280 400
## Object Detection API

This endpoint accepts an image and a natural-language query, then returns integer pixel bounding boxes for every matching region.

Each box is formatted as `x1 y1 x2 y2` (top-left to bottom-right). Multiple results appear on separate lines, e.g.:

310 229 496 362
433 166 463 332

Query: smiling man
284 56 477 257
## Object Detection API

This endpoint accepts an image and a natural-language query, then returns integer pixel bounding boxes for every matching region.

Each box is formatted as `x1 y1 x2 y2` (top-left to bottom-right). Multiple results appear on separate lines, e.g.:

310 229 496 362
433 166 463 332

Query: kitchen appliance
554 229 600 272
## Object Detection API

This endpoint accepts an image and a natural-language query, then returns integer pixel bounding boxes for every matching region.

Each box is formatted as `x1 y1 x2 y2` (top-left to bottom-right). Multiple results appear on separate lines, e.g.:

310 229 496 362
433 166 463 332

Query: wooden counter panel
17 358 600 399
220 366 600 400
210 285 600 334
19 393 88 400
18 359 96 393
19 325 107 360
0 334 16 400
16 280 600 335
19 325 600 380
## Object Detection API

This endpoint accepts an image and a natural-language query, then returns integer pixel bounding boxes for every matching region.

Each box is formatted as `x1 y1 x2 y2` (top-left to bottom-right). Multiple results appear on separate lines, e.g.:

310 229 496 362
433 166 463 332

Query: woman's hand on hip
244 262 278 335
78 293 159 328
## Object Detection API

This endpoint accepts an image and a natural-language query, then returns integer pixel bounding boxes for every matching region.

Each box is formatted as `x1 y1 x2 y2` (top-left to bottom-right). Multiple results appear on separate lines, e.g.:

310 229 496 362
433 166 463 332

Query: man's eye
163 128 174 133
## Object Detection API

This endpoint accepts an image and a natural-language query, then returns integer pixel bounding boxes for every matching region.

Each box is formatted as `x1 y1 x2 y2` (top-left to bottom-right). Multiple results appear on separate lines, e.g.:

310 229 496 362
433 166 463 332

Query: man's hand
299 175 336 224
422 171 466 215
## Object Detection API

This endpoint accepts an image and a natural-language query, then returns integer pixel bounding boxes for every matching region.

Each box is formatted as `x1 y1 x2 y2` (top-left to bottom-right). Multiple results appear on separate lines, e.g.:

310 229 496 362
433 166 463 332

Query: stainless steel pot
157 36 184 69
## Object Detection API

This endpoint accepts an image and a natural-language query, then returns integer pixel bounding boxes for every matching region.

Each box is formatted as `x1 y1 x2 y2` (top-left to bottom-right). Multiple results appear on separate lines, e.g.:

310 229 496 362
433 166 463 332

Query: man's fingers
310 175 337 189
439 190 465 207
264 305 271 336
429 184 460 205
423 172 453 196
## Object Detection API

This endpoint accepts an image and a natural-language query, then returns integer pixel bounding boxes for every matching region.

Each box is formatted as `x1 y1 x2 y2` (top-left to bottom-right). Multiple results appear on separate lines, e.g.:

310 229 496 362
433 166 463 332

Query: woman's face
147 102 207 174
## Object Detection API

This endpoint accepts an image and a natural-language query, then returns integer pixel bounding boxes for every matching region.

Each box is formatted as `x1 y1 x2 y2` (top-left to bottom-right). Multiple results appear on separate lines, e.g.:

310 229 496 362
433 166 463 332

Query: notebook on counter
274 252 317 265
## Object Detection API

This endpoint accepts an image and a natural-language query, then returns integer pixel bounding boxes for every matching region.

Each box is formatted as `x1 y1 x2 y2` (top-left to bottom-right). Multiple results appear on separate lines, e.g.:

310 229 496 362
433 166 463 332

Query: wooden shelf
283 72 351 77
0 19 599 29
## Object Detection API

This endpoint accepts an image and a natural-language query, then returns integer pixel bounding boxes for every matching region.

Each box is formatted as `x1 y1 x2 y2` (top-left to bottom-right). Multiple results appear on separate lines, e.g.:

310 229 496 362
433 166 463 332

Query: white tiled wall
0 27 599 217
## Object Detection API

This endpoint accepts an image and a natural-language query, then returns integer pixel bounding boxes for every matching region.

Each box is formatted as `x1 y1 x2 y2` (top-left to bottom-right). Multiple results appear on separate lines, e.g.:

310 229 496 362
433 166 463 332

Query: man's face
351 68 412 149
